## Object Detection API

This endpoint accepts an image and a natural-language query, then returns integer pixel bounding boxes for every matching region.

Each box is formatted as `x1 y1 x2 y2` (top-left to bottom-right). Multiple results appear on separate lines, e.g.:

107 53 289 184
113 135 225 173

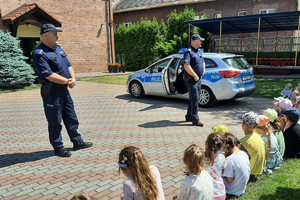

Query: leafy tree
0 30 35 88
153 7 202 58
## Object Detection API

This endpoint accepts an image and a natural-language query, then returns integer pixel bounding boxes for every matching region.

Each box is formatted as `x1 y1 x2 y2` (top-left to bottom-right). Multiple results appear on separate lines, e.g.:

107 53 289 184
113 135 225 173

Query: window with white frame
259 9 276 14
238 11 247 16
214 13 222 18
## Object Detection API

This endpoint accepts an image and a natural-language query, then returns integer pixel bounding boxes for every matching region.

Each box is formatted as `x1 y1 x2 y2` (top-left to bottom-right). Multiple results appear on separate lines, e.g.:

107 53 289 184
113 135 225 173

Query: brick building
113 0 299 37
114 0 298 25
0 0 114 73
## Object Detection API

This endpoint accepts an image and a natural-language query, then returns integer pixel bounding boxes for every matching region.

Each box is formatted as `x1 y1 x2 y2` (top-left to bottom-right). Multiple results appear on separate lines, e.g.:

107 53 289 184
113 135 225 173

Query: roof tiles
114 0 202 12
2 3 37 21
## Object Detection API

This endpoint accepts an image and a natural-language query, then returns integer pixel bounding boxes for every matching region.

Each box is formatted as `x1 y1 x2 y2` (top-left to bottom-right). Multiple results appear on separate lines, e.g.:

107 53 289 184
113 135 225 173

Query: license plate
242 75 251 81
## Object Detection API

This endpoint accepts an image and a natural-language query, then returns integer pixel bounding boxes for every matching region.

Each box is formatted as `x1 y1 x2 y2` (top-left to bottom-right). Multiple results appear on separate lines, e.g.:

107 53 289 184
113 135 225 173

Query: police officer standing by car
183 34 206 126
33 24 92 157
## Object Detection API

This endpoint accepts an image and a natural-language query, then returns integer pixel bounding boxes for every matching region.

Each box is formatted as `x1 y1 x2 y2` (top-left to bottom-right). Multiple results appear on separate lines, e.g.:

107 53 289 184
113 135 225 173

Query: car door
163 57 182 94
143 58 171 95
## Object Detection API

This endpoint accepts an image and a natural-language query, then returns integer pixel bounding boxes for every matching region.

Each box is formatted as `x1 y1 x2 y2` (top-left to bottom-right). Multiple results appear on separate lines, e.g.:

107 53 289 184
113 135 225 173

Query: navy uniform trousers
185 79 201 122
41 88 84 151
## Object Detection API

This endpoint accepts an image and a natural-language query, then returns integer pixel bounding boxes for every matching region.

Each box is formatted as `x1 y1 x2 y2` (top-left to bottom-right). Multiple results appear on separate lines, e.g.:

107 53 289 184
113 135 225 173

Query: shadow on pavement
0 150 53 168
138 120 193 128
116 94 273 119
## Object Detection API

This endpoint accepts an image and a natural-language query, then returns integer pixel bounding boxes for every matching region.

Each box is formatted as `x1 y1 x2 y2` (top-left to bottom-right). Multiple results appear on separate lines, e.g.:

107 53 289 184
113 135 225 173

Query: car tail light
219 70 241 78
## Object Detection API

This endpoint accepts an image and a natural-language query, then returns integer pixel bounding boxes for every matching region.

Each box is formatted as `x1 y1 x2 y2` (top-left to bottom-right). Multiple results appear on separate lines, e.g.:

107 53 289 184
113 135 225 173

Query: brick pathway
0 81 273 200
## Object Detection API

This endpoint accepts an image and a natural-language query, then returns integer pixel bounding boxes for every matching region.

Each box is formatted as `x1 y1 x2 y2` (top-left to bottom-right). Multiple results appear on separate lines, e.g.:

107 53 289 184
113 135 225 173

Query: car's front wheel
199 86 215 107
129 81 145 98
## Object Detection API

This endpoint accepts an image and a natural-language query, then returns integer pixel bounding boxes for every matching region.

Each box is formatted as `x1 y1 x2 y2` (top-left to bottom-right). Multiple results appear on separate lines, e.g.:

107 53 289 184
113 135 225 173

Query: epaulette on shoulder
38 49 44 55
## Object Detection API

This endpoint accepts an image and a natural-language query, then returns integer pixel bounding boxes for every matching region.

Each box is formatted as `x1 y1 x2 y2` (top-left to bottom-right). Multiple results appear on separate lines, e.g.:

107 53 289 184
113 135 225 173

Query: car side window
150 59 171 73
169 58 180 70
204 58 218 68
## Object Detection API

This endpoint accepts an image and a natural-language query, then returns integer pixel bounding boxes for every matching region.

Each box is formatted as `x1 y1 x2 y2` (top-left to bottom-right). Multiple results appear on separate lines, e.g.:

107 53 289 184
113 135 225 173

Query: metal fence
215 36 299 52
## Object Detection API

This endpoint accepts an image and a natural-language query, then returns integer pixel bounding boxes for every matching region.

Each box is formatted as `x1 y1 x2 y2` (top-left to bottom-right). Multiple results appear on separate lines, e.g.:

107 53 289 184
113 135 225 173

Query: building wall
114 0 298 37
1 0 111 73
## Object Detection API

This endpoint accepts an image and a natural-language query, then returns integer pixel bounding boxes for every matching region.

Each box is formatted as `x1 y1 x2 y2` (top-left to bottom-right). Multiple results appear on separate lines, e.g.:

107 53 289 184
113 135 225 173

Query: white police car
126 52 255 107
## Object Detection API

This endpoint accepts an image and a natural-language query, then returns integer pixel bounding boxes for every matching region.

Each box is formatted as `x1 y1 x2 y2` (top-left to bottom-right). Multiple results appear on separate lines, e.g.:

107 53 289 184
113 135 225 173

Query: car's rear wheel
199 86 215 107
129 81 145 98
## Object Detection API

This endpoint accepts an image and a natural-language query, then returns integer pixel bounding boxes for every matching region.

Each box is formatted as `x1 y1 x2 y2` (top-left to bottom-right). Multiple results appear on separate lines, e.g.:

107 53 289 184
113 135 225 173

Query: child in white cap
263 109 285 157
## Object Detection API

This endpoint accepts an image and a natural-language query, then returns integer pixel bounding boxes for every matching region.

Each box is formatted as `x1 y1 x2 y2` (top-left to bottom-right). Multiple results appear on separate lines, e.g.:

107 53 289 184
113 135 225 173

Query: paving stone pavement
0 81 273 200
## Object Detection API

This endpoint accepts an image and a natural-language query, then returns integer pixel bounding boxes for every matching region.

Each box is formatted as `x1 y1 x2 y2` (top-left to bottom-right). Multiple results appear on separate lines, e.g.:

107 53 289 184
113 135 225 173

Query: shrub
0 30 36 88
115 18 162 71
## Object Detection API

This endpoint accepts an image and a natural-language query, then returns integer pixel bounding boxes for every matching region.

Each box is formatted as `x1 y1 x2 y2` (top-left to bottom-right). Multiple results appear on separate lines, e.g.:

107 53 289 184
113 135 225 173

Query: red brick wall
1 0 111 73
114 0 298 37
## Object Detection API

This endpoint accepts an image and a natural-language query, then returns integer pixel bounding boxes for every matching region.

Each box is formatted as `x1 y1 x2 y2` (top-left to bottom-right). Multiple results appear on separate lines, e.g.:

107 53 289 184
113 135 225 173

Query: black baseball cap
191 34 205 41
40 23 62 34
281 107 300 122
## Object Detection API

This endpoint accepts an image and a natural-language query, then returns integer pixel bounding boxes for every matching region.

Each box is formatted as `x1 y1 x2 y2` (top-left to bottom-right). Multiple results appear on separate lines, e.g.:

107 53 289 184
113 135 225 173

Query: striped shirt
240 133 266 175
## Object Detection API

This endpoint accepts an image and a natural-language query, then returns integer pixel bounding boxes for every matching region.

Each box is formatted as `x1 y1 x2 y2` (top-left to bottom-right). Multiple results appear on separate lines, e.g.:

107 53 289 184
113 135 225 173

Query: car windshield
222 57 251 69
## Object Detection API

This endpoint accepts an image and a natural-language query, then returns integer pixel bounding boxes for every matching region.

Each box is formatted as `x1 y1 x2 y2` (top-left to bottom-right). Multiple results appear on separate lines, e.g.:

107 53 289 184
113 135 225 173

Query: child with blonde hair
174 144 213 200
205 133 226 200
118 146 165 200
263 108 285 157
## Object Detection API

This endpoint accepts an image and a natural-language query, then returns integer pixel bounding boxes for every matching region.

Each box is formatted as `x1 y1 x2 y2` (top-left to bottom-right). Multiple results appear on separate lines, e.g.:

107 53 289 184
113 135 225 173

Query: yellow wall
16 24 40 38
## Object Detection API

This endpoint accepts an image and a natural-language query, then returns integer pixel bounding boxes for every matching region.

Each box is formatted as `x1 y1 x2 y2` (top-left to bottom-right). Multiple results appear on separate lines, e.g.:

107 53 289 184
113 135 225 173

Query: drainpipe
105 0 115 63
108 0 115 63
105 0 111 63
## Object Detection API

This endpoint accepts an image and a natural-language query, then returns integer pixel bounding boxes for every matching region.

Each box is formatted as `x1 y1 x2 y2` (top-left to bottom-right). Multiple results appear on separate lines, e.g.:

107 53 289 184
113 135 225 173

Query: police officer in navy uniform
33 24 93 157
183 34 206 126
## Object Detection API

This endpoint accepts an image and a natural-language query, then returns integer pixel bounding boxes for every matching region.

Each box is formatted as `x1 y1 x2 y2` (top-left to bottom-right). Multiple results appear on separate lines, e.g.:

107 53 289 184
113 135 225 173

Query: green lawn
240 159 300 200
79 75 129 85
251 78 299 99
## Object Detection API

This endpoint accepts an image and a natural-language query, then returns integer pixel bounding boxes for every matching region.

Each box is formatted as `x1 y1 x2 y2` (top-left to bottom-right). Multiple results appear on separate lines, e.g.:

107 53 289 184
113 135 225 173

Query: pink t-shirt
205 153 226 198
122 165 165 200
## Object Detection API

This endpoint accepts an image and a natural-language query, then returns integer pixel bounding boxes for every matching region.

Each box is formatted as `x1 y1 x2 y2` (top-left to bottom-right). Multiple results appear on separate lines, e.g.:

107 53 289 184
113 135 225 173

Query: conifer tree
0 30 36 88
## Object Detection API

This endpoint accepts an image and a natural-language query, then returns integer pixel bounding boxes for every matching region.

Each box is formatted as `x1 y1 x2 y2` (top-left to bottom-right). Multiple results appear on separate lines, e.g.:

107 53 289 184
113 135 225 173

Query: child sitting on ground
174 144 213 200
256 115 283 174
222 133 250 199
240 112 266 178
212 125 228 135
263 108 285 157
281 83 293 99
118 146 165 200
274 99 293 131
205 133 226 200
281 107 300 158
